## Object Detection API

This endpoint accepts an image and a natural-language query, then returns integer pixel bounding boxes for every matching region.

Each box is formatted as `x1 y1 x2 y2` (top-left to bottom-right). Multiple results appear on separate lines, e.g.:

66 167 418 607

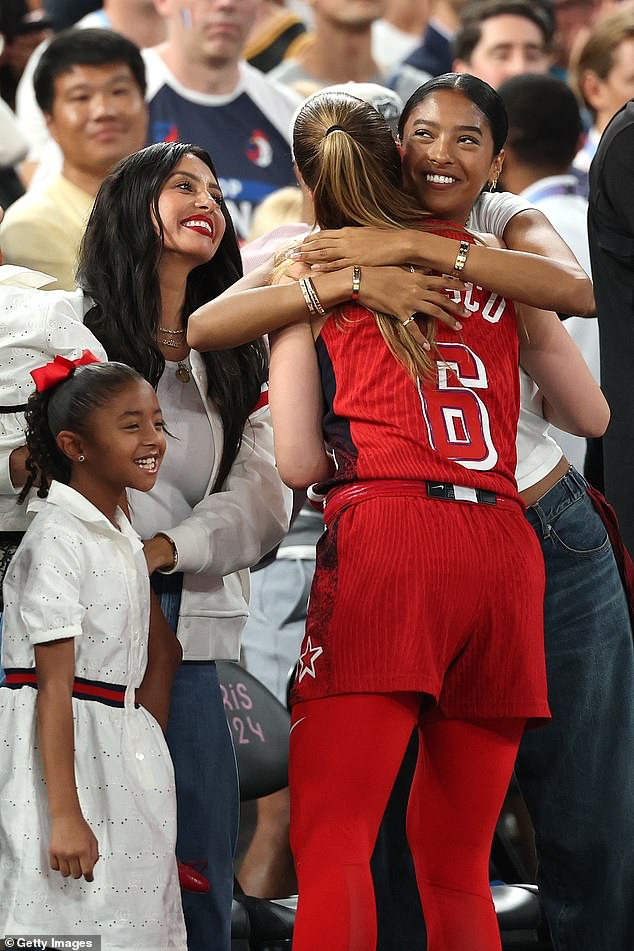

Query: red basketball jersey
316 224 521 500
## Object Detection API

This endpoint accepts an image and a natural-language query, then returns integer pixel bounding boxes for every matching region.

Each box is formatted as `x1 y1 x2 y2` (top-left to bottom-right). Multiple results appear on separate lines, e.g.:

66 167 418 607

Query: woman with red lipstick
75 142 292 951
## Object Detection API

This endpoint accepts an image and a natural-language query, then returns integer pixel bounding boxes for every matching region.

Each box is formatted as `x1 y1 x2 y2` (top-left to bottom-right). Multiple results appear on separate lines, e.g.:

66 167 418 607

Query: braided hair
19 362 143 502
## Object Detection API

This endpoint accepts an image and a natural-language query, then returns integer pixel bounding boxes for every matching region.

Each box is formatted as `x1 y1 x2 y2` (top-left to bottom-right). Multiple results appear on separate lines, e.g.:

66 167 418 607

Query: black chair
218 661 552 950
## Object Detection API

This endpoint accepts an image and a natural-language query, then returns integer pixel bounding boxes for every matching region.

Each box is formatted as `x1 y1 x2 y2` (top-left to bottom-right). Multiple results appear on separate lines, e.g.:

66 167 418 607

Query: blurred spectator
41 0 99 31
244 0 307 73
372 0 430 73
588 96 634 554
398 0 468 77
571 6 634 173
248 184 305 240
146 0 301 241
0 29 147 288
269 0 429 102
77 0 166 47
499 72 598 475
0 0 51 107
453 0 554 88
552 0 602 72
0 98 27 208
0 97 28 168
15 1 164 185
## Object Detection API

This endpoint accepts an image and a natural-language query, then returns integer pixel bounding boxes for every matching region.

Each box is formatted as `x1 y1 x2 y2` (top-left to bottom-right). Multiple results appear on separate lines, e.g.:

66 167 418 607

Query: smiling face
156 153 227 270
400 89 504 225
45 62 147 180
65 379 167 496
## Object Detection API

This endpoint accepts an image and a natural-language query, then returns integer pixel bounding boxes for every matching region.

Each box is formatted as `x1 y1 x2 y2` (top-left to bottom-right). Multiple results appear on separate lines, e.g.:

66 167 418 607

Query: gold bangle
299 277 317 315
155 532 178 573
453 239 470 273
300 277 326 317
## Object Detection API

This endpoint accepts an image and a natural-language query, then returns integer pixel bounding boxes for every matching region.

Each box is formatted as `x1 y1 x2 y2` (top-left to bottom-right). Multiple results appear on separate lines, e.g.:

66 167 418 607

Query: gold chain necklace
157 329 191 382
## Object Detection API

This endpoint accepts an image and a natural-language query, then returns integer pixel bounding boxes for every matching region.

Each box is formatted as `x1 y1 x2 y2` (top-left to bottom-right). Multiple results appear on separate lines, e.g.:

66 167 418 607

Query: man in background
453 0 553 88
1 29 148 288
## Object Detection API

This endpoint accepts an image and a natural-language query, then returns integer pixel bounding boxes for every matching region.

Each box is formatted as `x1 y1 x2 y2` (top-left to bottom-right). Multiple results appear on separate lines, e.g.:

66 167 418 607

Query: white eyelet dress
0 482 186 950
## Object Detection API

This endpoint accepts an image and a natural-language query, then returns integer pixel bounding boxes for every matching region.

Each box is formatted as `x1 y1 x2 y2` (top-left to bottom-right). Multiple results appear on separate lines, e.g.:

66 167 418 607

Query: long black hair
77 141 267 493
398 73 509 156
19 362 143 502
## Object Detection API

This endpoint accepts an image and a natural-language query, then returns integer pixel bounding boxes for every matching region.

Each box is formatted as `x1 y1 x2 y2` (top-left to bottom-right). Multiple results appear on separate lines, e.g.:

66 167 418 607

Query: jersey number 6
418 342 498 471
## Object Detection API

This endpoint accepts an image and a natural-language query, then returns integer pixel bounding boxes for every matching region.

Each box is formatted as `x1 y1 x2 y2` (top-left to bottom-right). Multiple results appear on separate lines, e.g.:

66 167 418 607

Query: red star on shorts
298 636 324 682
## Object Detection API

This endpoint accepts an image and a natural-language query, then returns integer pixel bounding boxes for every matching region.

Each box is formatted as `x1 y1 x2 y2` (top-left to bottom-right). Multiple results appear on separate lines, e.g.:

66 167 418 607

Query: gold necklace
175 361 191 383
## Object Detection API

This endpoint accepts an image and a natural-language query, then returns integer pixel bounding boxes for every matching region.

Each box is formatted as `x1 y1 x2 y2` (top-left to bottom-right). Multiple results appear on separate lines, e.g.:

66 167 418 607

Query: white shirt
573 126 601 176
0 270 105 530
372 19 420 74
0 99 28 168
516 370 563 493
519 174 597 474
472 190 583 489
129 357 215 538
3 482 148 674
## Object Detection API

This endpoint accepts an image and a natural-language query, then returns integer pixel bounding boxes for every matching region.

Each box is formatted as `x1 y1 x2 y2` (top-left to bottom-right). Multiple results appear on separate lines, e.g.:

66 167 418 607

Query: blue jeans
154 574 240 951
519 468 634 951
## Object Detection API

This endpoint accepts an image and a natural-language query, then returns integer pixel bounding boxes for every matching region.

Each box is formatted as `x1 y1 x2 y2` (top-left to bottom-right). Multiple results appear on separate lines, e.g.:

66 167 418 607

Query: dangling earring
78 454 85 462
488 174 499 193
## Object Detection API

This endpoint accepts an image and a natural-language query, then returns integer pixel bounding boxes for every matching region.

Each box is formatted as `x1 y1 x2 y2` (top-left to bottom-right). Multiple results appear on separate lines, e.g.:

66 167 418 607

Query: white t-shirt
519 174 597 475
128 356 215 539
372 19 420 74
471 190 566 491
0 99 28 168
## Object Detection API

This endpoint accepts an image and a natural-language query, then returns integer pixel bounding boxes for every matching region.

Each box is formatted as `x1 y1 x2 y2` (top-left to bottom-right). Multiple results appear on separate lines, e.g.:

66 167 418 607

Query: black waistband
0 404 28 414
426 482 497 505
0 532 25 545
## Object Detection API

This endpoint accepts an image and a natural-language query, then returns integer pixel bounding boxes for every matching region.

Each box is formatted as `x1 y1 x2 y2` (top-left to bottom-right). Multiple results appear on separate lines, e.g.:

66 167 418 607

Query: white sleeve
166 401 293 577
10 529 85 644
0 99 28 167
468 191 535 239
15 38 52 163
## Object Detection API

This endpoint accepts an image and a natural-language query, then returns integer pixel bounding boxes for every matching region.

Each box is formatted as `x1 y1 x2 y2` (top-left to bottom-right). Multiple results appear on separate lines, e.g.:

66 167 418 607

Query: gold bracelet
351 265 361 302
299 277 317 315
155 532 178 573
303 276 326 316
453 239 470 273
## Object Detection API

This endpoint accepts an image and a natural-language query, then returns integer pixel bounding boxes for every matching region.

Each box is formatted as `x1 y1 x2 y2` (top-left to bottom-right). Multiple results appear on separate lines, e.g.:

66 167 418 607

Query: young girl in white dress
0 355 186 950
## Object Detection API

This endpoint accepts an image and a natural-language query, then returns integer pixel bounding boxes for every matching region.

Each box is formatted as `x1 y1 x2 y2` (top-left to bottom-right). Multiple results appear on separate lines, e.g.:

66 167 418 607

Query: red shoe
177 858 210 893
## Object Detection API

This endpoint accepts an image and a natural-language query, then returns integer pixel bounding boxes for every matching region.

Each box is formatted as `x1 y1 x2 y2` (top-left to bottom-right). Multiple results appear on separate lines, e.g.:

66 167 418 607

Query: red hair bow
30 350 102 393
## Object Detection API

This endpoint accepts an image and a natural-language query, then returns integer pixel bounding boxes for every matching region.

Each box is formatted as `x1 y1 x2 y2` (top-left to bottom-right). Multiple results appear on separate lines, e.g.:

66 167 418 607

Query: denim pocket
549 492 610 556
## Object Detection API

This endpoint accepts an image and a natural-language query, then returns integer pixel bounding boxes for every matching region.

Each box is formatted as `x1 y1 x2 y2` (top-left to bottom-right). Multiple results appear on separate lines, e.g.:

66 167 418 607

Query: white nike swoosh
290 716 307 735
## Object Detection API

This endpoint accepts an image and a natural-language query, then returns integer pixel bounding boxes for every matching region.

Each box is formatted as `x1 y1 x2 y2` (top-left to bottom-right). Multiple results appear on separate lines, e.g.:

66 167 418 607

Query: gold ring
402 315 416 327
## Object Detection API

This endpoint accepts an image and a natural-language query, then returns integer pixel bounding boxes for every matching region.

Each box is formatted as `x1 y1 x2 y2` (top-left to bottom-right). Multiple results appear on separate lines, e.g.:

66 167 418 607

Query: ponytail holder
30 350 102 392
325 125 346 136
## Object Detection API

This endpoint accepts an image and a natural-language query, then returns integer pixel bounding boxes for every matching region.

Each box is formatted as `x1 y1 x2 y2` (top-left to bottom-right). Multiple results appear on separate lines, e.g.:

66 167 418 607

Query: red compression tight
288 693 525 951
